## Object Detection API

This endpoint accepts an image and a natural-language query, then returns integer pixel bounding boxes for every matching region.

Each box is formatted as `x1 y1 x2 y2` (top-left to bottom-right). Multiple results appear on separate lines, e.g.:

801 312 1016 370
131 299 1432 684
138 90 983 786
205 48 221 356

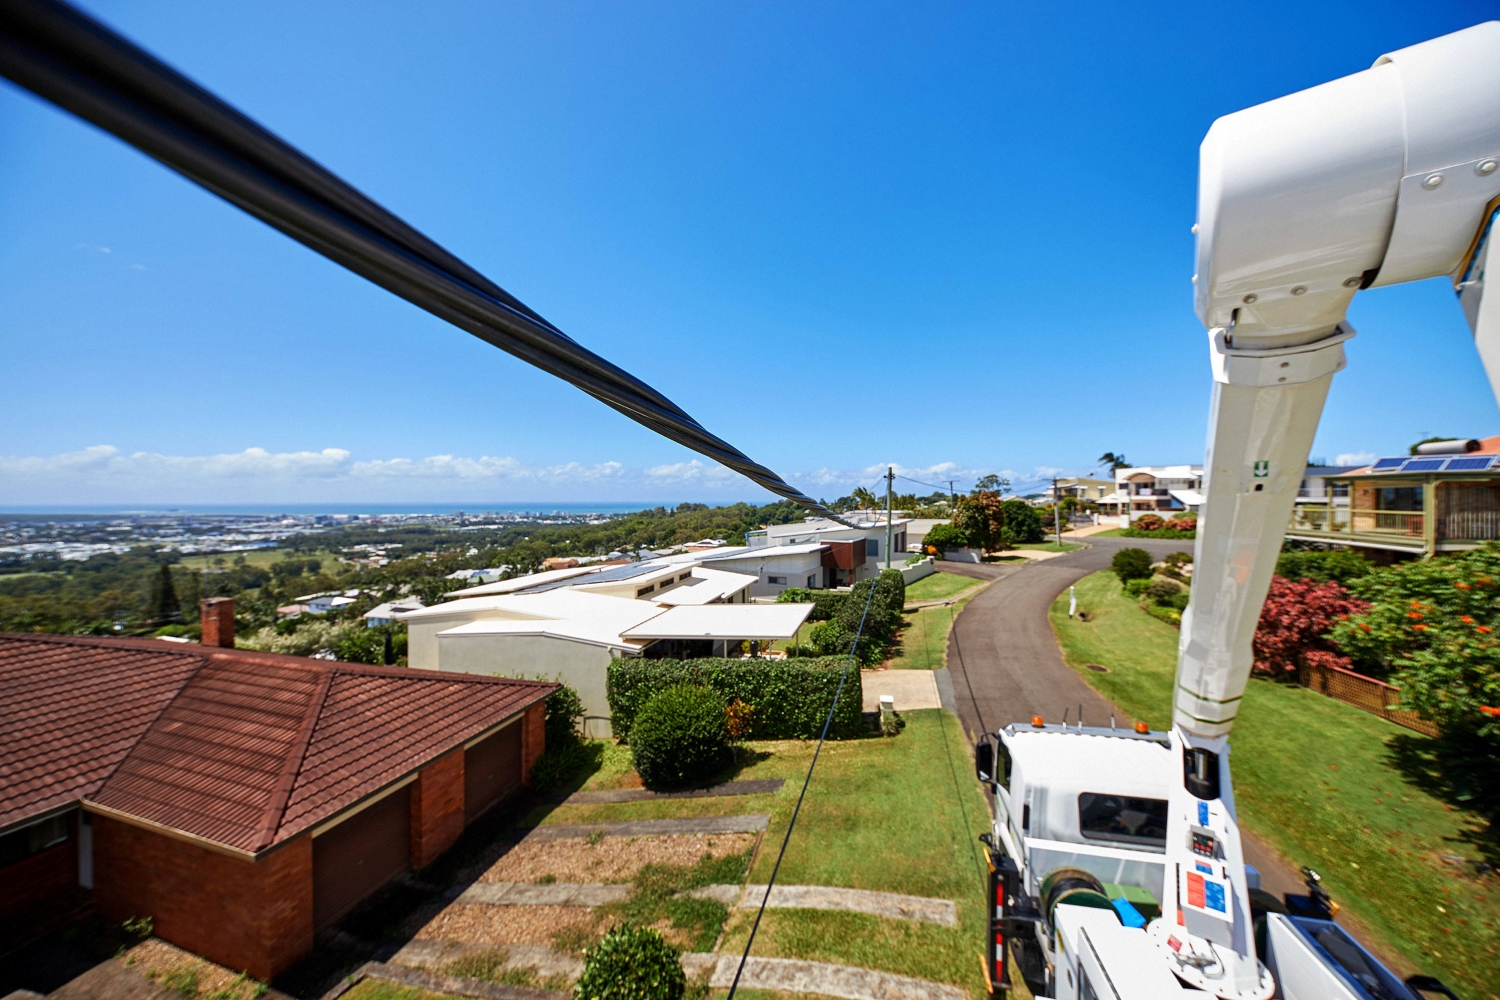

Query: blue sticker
1195 862 1212 874
1204 880 1227 913
1198 802 1209 826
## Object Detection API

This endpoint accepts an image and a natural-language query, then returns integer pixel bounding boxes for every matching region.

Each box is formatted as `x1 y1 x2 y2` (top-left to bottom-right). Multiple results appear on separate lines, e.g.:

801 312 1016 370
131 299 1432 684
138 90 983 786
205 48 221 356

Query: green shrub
923 523 969 552
1145 579 1181 602
629 685 733 789
546 683 585 748
1124 578 1152 598
1001 500 1046 544
608 657 863 741
1112 548 1153 583
1163 591 1190 611
573 925 685 1000
809 619 854 656
1276 547 1371 586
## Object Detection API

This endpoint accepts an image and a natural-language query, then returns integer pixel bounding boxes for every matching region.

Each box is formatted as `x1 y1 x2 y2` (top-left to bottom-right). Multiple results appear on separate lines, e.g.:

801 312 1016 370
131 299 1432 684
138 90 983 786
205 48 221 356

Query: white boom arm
1148 22 1500 997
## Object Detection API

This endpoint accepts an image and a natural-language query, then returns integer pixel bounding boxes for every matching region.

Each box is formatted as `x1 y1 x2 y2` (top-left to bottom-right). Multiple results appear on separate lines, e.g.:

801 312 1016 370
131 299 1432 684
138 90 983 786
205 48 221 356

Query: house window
767 576 787 585
1378 486 1423 511
679 572 692 581
636 584 656 597
866 539 879 557
807 575 817 588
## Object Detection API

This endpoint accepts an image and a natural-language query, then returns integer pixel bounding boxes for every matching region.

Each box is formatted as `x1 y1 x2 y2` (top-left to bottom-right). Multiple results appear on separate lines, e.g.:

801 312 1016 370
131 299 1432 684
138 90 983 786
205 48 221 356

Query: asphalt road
940 537 1188 739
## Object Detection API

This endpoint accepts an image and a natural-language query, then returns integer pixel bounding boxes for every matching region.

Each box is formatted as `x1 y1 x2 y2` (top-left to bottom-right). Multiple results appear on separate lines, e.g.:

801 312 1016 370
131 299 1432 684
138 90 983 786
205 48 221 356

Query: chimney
200 597 235 648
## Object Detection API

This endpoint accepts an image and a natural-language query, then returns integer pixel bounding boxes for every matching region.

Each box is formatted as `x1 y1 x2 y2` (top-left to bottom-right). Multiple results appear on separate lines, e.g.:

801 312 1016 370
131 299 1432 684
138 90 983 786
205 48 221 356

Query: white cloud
1334 451 1377 467
0 444 1030 506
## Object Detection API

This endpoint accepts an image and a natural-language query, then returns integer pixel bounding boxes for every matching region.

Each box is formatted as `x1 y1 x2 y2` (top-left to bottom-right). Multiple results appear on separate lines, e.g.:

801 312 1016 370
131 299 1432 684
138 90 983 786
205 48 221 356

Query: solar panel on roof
1444 456 1494 471
1402 459 1446 472
1372 458 1405 471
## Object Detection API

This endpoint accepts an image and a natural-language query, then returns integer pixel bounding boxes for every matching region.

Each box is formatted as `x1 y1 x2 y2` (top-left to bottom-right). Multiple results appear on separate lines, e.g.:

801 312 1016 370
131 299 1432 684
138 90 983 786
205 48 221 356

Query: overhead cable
725 573 879 1000
0 0 856 527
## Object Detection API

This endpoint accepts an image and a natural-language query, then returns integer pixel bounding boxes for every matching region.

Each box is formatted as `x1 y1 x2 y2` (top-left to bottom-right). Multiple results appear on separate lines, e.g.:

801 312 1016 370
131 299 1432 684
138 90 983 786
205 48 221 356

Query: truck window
995 740 1013 789
1077 793 1168 847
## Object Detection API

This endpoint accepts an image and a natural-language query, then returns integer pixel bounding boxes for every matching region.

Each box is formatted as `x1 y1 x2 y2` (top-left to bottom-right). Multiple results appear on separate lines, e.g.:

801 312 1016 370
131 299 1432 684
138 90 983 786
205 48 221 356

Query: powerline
725 572 880 1000
0 0 857 528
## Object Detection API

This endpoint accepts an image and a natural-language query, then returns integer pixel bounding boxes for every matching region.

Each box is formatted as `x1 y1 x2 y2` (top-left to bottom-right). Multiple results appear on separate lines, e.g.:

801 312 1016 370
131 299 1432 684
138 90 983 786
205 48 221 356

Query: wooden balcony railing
1288 505 1424 539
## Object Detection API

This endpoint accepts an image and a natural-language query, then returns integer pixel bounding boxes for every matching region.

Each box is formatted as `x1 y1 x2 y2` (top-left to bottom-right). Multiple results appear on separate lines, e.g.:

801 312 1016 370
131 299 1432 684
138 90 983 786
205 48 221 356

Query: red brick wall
200 597 235 648
520 703 545 787
0 821 77 924
92 815 314 981
410 750 465 869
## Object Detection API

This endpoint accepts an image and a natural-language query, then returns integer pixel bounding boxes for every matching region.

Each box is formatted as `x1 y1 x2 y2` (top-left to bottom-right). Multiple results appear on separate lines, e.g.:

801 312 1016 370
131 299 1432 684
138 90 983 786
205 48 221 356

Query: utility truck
976 19 1500 1000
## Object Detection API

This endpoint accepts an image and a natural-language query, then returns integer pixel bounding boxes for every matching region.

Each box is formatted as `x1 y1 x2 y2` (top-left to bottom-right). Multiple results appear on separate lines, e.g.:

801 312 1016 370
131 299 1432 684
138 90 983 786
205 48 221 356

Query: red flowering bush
1168 516 1197 531
1133 514 1166 532
1252 576 1370 677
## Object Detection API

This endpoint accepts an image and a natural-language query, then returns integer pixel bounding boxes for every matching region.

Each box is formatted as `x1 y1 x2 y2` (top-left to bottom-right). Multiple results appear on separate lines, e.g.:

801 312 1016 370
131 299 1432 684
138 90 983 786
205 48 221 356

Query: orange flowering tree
1328 543 1500 741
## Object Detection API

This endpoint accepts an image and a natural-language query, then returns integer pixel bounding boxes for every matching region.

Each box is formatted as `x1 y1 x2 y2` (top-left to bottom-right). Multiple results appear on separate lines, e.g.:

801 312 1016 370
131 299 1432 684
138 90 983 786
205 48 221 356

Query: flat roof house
1102 465 1205 518
398 573 811 737
0 607 554 981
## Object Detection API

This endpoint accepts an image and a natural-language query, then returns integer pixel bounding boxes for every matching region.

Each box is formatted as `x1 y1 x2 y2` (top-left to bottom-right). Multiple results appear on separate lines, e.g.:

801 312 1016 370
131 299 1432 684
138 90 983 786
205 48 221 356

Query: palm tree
1098 452 1129 472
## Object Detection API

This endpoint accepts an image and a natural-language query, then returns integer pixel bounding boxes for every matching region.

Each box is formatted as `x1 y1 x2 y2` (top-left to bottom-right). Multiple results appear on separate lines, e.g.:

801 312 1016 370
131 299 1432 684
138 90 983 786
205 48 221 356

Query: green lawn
904 571 981 603
1014 540 1082 552
1050 570 1500 997
885 594 978 670
534 713 992 998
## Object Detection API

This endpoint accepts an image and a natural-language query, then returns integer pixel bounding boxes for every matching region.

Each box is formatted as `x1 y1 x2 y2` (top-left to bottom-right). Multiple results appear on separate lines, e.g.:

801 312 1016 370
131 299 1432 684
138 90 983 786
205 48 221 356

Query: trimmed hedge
608 656 863 741
774 588 847 621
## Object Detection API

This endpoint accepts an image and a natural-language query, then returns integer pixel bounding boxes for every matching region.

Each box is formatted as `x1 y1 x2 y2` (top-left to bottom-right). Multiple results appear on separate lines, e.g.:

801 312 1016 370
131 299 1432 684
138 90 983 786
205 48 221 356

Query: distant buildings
1097 465 1205 518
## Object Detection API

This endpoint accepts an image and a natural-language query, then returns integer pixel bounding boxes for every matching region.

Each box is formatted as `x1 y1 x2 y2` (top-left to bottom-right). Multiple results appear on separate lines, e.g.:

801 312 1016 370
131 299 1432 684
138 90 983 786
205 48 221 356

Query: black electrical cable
0 0 856 526
724 574 879 1000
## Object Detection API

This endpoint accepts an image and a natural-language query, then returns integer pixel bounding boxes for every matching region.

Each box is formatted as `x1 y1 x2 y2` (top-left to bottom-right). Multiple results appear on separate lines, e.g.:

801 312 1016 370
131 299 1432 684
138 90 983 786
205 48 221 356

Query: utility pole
946 480 957 510
885 466 894 572
1052 475 1063 550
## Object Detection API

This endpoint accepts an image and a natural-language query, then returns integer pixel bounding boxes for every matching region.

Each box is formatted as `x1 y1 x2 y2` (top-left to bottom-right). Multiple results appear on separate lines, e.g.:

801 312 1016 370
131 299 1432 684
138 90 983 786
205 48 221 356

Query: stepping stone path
559 778 783 805
738 884 958 927
517 814 770 841
455 882 629 907
687 954 970 1000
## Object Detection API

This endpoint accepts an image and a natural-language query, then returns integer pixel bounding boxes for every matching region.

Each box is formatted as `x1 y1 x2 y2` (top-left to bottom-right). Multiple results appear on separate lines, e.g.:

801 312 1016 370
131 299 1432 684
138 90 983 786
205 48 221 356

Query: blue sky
1 1 1496 505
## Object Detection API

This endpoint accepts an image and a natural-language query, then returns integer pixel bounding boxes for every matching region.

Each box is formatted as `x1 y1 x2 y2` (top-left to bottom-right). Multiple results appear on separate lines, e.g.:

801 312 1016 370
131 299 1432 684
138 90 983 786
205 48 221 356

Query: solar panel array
1366 455 1500 474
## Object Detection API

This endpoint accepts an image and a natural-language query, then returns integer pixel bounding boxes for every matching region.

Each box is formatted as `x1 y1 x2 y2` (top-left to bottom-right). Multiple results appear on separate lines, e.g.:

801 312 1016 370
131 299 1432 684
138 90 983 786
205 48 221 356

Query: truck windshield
1077 793 1168 847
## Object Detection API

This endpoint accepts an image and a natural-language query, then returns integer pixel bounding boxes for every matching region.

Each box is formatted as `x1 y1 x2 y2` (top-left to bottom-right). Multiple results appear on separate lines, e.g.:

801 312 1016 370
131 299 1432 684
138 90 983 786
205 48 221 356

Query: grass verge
1014 540 1082 552
886 594 978 670
905 571 980 602
1050 569 1500 998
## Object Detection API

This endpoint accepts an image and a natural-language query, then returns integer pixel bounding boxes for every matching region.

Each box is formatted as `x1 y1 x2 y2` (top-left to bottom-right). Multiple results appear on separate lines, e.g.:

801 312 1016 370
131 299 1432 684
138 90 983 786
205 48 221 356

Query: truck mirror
976 740 994 783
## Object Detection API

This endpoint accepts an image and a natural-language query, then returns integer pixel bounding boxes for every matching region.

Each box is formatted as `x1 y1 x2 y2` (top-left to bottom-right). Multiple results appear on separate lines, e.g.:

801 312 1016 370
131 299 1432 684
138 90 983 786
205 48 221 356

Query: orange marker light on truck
1135 721 1150 733
1031 715 1045 727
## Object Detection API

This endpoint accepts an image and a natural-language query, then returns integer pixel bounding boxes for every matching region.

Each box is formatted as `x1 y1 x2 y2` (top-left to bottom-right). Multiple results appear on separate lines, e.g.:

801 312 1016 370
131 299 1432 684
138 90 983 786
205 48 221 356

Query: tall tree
1099 452 1129 472
146 564 182 625
955 489 1007 551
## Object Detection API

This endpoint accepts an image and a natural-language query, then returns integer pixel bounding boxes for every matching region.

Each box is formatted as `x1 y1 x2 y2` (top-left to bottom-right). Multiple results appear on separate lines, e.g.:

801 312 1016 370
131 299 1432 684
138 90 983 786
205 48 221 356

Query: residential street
939 537 1188 738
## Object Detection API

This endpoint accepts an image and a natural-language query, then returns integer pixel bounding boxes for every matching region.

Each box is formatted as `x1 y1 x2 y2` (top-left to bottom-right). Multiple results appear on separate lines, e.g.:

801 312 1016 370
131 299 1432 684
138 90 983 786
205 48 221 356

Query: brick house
0 603 554 981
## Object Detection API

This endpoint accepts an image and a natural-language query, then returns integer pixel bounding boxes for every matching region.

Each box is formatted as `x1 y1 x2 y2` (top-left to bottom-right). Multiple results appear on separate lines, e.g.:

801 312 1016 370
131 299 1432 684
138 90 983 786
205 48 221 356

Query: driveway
939 537 1188 739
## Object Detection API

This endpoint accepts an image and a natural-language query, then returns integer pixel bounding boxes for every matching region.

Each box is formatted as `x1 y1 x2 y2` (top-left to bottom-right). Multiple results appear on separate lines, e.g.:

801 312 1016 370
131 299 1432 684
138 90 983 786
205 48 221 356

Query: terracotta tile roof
0 634 202 832
0 634 555 853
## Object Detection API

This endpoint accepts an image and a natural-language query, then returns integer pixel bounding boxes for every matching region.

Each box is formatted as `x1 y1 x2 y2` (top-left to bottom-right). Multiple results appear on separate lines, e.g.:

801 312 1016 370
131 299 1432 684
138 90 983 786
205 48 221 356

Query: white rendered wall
437 632 619 738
